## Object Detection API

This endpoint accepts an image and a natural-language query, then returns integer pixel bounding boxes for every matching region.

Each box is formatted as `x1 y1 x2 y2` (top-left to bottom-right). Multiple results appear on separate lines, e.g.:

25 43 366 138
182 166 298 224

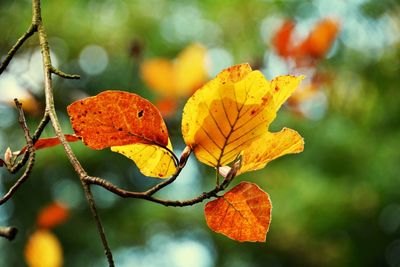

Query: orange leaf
67 90 169 149
67 90 177 178
303 18 339 59
272 20 295 58
25 229 63 267
37 202 69 229
204 182 272 242
155 98 179 118
18 134 80 156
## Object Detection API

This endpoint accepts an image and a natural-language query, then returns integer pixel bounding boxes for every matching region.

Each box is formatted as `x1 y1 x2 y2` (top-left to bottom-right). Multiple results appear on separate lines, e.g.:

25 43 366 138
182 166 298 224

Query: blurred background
1 0 400 266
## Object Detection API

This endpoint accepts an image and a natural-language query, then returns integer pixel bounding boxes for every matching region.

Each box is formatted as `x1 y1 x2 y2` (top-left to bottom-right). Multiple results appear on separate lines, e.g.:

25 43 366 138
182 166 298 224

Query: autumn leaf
18 134 80 156
204 182 272 242
37 202 69 229
155 98 179 118
273 18 339 64
141 43 208 98
298 18 339 60
67 90 177 178
111 139 176 178
25 229 63 267
238 128 304 174
181 63 304 170
272 20 295 58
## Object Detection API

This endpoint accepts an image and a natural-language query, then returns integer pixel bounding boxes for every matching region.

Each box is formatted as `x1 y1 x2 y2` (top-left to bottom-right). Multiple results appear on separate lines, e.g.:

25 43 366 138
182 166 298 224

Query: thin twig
82 182 115 265
84 163 237 207
0 24 37 75
8 112 49 174
0 100 35 205
0 226 18 241
50 66 80 79
85 175 227 206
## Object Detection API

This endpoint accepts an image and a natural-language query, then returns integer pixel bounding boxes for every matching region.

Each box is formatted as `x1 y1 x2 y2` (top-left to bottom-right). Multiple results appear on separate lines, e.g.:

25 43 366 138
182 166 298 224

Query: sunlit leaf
67 90 177 178
270 75 304 112
140 43 208 98
204 182 272 242
181 63 303 168
111 139 177 178
37 202 69 229
67 90 169 149
239 128 304 174
25 229 63 267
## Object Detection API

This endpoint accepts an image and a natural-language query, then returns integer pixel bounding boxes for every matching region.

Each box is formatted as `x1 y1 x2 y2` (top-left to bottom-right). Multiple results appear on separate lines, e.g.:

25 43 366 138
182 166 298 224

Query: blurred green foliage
1 0 400 266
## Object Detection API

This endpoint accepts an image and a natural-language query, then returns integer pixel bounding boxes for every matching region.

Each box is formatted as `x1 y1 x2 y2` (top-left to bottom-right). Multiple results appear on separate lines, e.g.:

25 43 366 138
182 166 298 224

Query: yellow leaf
174 44 208 96
25 230 63 267
140 44 207 98
182 63 303 168
111 139 177 178
238 128 304 174
270 75 304 112
140 59 175 96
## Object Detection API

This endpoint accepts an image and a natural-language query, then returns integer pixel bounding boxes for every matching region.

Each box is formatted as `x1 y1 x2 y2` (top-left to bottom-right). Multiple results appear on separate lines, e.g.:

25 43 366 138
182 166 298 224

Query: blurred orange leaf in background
273 18 339 65
297 18 340 60
205 182 272 242
37 202 69 229
25 229 63 267
272 20 296 58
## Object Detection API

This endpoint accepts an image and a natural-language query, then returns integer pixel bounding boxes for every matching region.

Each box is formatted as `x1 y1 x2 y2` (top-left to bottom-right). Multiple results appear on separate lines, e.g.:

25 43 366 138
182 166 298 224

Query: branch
0 100 35 205
31 0 114 265
0 24 37 75
84 160 238 207
50 66 80 79
86 175 224 206
0 226 18 241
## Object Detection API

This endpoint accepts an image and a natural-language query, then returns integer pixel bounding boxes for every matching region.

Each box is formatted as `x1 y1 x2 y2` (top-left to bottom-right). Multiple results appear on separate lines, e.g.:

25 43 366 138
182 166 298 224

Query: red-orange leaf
67 90 169 149
299 18 339 59
37 202 69 229
18 134 80 156
272 20 295 58
204 182 272 242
